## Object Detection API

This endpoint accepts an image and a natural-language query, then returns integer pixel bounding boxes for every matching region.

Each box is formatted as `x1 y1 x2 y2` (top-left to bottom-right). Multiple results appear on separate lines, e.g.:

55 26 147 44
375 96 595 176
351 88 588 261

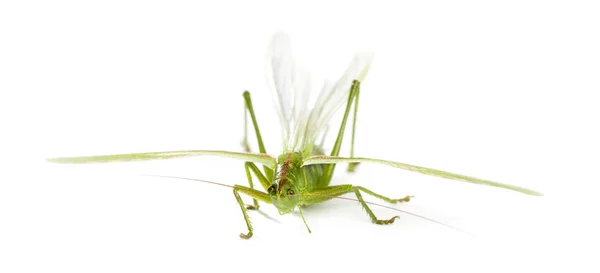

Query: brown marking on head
277 153 293 195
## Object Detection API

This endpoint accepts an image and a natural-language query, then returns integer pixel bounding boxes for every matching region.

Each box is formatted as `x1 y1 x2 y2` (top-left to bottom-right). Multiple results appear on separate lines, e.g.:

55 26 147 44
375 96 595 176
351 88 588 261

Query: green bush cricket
46 32 542 239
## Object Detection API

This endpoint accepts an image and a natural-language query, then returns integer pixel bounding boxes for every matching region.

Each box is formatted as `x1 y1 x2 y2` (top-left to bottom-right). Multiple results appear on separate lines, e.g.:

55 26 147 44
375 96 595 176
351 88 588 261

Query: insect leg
346 82 361 172
354 186 412 204
242 91 273 180
244 162 271 210
232 185 271 239
352 186 401 225
302 184 400 224
321 80 361 183
300 185 353 204
297 206 312 234
242 94 251 153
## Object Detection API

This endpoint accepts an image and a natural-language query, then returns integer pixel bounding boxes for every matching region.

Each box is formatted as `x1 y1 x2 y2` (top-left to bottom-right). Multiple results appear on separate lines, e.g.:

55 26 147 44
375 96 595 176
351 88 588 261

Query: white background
1 0 599 272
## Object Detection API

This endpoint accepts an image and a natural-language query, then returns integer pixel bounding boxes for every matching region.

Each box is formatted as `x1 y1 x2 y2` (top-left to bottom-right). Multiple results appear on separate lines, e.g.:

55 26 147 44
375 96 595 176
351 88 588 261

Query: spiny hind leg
242 92 252 152
241 91 275 182
346 83 361 173
241 91 267 154
242 106 251 153
322 80 362 183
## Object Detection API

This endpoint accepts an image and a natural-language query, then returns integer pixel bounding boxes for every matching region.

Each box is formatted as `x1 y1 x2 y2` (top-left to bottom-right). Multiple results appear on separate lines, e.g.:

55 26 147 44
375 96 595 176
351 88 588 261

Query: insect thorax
273 152 324 195
274 152 302 193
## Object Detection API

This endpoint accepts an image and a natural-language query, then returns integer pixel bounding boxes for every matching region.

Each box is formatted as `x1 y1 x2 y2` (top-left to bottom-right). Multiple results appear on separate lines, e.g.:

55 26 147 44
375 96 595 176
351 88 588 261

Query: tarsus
140 174 470 235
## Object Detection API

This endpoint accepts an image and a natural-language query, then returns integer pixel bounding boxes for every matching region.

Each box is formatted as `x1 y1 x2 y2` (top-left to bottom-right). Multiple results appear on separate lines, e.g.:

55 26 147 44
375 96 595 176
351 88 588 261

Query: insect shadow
47 32 541 239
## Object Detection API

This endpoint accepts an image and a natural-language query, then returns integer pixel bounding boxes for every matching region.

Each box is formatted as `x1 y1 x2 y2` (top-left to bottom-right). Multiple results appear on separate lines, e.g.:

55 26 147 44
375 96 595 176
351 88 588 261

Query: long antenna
294 193 469 234
140 174 470 235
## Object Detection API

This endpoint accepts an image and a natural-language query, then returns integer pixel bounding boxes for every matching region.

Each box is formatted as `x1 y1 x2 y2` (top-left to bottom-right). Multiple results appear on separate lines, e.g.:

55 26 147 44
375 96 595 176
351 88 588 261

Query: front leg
302 184 410 225
354 186 413 204
244 161 271 210
232 185 271 239
351 186 403 224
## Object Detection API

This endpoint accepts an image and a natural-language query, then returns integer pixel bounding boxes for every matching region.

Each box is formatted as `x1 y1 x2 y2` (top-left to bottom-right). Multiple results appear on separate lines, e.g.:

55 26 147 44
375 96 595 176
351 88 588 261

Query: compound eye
287 189 295 195
267 184 276 194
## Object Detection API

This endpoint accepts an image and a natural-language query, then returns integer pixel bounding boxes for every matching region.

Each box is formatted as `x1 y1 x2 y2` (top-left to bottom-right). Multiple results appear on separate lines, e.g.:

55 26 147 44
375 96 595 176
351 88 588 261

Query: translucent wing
302 155 543 196
266 32 313 152
266 32 294 135
266 32 373 154
302 52 374 153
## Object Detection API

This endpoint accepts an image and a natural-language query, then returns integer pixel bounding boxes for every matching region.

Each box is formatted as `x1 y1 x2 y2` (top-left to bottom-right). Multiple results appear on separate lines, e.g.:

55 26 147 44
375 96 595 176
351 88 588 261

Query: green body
234 81 417 238
271 152 325 213
47 80 542 239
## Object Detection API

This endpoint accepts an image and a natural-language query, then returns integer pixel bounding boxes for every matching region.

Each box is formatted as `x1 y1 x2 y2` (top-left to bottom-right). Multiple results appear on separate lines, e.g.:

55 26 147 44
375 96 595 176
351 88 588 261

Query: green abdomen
303 164 327 190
